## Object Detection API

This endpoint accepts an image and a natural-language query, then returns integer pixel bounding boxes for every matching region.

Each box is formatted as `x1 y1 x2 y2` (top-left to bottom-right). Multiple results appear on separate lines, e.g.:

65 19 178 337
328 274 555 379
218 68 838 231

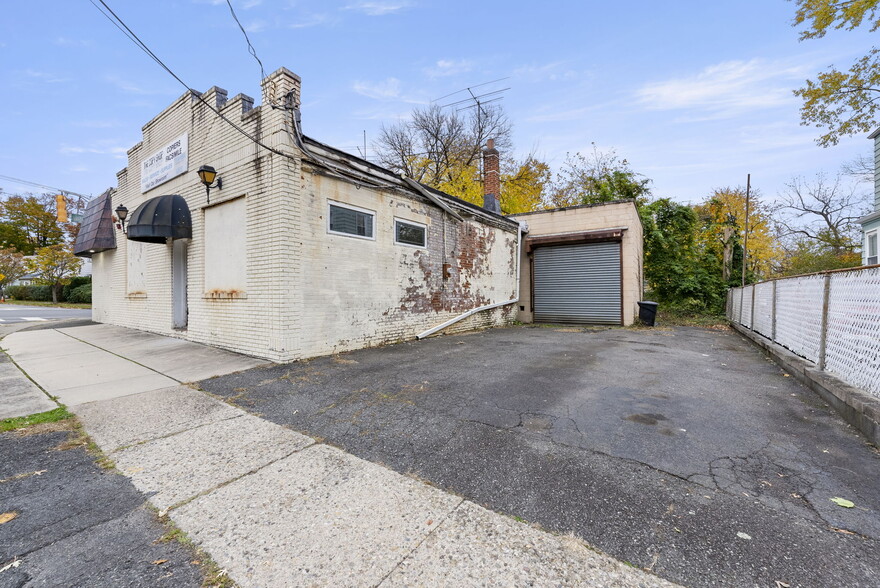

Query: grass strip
0 407 72 432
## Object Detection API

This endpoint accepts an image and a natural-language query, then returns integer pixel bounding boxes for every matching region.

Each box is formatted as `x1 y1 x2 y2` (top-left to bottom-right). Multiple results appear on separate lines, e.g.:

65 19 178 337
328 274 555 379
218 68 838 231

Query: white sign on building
140 133 188 193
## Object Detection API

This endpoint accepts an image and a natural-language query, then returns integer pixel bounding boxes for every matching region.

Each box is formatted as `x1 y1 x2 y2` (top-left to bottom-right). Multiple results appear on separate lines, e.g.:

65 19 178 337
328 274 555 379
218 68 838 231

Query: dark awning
73 188 117 257
127 194 192 243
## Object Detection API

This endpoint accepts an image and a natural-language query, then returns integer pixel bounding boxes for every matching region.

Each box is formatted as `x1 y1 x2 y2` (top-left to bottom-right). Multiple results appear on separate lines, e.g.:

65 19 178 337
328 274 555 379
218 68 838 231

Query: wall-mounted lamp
115 204 129 234
197 165 222 204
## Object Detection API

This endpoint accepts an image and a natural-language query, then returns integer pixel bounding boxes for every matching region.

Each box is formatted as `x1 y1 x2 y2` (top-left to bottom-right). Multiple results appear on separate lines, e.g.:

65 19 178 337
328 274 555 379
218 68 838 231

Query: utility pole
742 173 750 287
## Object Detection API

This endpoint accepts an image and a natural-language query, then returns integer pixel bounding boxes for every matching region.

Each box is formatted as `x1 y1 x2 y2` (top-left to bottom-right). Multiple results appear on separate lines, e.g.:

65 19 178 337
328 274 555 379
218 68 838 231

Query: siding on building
860 130 880 265
90 67 518 362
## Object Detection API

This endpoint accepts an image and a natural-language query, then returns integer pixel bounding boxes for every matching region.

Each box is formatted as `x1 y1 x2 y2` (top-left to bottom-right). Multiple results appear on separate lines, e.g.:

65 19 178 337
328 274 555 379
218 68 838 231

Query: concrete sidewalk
2 323 266 406
0 351 57 419
2 324 676 587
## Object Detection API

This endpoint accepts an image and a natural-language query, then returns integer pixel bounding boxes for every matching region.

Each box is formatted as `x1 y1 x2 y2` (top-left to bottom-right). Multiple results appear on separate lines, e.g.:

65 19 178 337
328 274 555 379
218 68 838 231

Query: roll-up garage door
533 241 621 325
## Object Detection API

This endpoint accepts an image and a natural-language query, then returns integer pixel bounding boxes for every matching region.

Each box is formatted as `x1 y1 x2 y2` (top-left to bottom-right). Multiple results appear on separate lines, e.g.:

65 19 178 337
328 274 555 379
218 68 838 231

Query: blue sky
0 1 875 205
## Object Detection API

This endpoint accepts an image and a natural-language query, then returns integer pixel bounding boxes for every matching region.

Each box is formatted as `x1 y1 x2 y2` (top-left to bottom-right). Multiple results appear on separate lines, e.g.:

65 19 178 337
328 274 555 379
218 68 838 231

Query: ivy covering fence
727 266 880 399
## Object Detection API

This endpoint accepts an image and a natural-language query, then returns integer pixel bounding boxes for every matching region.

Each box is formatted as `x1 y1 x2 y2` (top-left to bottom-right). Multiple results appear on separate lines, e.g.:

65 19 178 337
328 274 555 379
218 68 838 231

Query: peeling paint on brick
91 67 519 362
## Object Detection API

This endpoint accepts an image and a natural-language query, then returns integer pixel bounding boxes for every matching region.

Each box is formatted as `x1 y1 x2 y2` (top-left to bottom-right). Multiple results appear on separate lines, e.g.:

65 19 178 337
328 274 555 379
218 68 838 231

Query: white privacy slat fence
728 266 880 399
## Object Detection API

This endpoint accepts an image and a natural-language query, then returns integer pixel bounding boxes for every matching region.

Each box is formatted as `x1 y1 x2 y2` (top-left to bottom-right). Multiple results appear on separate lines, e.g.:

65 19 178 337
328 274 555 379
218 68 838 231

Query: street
0 304 91 324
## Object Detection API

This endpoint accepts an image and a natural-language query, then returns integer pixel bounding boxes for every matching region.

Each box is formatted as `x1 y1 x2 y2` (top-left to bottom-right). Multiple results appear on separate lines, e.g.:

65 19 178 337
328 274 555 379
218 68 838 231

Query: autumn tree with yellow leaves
792 0 880 146
694 187 781 283
27 244 82 303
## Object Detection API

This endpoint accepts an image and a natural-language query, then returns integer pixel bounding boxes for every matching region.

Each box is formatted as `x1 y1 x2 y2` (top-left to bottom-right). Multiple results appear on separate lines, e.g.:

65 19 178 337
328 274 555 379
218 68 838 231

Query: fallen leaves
830 497 855 508
0 512 18 525
151 559 168 565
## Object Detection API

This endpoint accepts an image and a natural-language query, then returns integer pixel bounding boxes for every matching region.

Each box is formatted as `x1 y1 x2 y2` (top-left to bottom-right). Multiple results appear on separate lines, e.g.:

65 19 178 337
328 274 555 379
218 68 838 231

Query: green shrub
4 285 26 300
62 276 91 301
5 284 53 302
66 283 92 304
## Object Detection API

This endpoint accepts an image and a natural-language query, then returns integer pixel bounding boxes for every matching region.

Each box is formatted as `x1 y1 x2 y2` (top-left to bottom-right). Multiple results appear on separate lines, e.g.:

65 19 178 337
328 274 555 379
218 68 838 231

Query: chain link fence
728 266 880 399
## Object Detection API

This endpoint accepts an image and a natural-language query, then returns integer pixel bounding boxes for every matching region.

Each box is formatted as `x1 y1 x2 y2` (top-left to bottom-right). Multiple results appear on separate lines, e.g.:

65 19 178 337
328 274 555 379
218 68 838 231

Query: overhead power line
0 174 91 199
225 0 266 85
89 0 288 159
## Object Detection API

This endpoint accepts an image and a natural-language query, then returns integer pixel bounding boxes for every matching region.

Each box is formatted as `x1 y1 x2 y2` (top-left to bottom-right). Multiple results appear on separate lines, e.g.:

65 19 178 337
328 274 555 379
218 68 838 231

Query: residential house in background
860 129 880 266
74 67 643 362
10 257 91 286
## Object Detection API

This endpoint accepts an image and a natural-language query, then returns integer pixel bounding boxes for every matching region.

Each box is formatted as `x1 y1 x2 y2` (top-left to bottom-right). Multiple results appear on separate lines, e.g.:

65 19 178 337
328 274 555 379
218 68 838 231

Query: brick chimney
482 138 501 214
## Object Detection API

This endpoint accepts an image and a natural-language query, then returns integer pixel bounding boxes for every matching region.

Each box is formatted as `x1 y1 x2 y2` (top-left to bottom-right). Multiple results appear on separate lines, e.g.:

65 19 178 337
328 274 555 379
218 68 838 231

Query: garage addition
511 202 643 326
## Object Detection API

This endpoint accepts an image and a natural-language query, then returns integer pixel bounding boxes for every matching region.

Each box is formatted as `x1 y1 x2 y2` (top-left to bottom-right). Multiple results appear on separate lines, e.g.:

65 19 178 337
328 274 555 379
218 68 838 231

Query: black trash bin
637 301 658 326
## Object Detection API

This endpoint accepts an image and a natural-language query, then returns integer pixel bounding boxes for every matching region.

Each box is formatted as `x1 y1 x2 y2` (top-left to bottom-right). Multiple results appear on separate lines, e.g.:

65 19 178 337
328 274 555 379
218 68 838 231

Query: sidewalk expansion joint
373 497 465 587
162 440 318 514
0 349 60 406
54 328 183 384
108 413 250 454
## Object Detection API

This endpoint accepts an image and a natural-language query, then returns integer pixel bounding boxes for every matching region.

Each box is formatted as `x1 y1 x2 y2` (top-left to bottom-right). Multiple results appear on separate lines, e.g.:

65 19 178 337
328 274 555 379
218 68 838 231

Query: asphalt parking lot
202 324 880 587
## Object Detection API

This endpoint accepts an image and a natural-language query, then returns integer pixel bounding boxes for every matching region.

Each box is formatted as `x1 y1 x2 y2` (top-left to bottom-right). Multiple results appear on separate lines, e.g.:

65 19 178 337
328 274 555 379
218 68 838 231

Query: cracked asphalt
0 422 203 587
201 325 880 587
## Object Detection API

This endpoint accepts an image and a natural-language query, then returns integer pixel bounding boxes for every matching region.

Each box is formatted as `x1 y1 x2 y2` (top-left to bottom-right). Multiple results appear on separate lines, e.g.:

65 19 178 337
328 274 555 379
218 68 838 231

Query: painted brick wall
291 170 518 359
510 201 644 325
90 67 518 362
92 69 300 361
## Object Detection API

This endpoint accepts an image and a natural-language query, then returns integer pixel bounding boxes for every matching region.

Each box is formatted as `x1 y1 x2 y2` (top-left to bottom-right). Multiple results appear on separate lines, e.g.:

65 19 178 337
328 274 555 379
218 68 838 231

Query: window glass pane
330 205 373 237
396 221 426 246
869 233 878 257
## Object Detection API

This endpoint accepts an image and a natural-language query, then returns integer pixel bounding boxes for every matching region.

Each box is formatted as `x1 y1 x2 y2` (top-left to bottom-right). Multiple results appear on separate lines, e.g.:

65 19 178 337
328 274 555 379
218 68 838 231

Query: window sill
203 291 248 300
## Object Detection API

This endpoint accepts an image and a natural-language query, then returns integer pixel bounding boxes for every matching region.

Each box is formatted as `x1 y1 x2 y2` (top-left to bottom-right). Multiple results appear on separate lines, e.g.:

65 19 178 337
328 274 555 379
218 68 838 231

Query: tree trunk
722 226 734 282
51 284 58 304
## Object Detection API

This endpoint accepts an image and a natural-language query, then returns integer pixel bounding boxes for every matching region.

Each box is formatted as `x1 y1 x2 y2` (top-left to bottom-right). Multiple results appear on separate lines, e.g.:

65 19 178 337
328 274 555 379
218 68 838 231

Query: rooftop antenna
356 130 367 160
434 78 511 126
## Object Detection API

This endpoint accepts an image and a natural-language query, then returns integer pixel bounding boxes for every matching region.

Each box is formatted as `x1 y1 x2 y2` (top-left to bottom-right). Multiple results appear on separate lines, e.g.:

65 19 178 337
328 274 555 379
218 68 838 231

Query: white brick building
74 67 645 362
75 68 522 362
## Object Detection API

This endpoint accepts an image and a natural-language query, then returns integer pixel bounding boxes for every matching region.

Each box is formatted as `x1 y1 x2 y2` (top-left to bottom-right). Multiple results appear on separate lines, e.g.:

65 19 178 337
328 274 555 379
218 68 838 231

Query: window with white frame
867 230 878 265
328 202 374 239
394 218 427 248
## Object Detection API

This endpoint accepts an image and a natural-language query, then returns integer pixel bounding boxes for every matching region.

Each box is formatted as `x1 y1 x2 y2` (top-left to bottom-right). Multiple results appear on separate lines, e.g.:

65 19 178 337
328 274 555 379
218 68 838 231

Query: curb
730 322 880 447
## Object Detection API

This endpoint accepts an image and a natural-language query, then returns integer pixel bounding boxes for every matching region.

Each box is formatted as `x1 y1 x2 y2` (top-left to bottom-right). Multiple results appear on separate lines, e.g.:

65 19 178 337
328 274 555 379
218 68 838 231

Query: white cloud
514 61 579 83
244 18 269 32
60 143 128 159
353 77 402 100
344 1 411 16
424 59 473 79
288 13 329 28
105 75 175 96
23 69 70 84
635 59 808 117
352 78 427 105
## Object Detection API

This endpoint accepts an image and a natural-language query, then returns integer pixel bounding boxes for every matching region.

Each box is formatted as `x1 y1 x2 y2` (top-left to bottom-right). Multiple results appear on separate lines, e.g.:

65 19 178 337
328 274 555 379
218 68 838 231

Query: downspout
416 220 526 339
